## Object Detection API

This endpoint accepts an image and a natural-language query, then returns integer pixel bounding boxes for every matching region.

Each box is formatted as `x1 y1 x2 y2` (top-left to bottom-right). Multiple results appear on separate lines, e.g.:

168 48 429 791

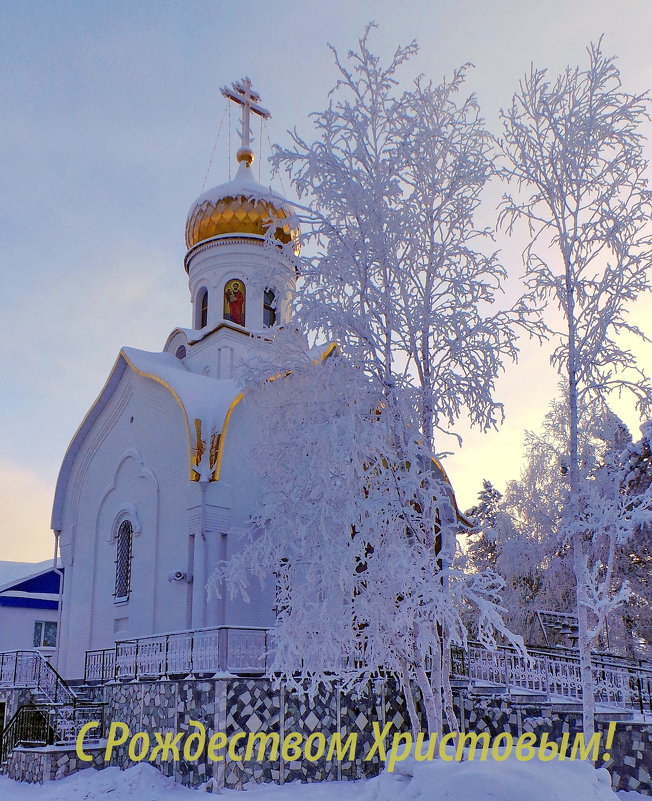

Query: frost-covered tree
465 480 504 573
463 478 548 643
500 42 652 733
214 26 534 738
217 343 513 738
499 398 605 644
499 400 652 659
612 423 652 659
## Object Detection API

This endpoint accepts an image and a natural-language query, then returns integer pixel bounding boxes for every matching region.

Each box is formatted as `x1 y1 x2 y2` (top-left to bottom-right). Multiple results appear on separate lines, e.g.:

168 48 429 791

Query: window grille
114 520 133 602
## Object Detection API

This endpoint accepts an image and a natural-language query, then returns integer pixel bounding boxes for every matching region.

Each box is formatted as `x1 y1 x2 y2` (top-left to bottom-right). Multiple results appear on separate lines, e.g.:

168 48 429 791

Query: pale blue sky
2 1 652 559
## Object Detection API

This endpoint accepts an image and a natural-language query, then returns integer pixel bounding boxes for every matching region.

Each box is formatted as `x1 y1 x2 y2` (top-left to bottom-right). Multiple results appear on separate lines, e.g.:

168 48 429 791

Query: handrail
0 705 52 762
114 623 271 644
0 650 76 705
466 641 652 711
0 702 105 763
81 631 652 712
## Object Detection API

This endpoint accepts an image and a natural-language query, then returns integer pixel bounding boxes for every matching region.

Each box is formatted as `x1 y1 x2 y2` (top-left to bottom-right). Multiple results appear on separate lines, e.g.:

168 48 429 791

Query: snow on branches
209 26 539 737
211 342 518 738
499 39 652 737
272 24 540 448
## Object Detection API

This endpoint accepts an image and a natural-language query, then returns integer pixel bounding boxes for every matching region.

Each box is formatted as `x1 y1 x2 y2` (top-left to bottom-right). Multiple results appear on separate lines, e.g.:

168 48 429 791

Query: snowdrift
0 759 634 801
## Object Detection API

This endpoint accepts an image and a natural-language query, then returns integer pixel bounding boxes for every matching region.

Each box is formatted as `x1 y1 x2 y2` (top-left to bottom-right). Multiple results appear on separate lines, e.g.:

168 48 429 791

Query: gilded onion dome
185 151 299 250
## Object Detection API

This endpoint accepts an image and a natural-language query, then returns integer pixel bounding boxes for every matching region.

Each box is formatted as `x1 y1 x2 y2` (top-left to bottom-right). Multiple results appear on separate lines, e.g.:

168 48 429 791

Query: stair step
596 710 632 721
470 684 507 696
507 693 550 704
549 701 583 712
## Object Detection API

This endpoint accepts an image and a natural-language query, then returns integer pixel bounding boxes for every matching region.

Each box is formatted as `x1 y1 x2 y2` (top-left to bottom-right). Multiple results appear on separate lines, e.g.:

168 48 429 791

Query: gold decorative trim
120 350 198 481
211 392 244 481
210 342 338 482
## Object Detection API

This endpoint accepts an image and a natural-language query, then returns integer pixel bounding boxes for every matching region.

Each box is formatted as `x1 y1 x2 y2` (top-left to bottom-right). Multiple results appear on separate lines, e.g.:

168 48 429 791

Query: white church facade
51 79 316 681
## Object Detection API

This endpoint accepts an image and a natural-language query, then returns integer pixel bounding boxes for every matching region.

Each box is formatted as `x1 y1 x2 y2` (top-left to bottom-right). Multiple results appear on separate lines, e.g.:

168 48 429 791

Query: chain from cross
221 78 270 157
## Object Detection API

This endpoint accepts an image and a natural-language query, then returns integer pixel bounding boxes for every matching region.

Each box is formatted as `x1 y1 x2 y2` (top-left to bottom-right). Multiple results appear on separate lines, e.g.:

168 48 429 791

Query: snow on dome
185 160 299 250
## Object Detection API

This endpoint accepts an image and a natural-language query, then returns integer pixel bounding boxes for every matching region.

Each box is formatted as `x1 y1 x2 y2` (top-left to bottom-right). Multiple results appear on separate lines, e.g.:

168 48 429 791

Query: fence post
218 628 228 673
189 633 194 675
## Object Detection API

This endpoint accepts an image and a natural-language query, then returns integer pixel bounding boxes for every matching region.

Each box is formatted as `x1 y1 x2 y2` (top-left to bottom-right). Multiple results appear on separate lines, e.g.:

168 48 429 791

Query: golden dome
185 160 299 250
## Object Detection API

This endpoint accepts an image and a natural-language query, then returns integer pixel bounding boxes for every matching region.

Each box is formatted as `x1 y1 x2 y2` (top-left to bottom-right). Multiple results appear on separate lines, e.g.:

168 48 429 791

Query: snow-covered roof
52 340 338 530
0 560 55 593
121 347 239 427
188 160 288 215
51 346 241 529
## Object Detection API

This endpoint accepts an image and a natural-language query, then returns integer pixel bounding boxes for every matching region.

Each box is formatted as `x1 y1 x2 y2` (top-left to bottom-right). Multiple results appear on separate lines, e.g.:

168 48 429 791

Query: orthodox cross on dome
221 77 270 166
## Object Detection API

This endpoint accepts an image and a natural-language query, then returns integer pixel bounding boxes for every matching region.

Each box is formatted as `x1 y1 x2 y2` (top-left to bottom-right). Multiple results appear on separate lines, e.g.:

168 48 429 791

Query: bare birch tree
499 40 652 737
227 25 535 737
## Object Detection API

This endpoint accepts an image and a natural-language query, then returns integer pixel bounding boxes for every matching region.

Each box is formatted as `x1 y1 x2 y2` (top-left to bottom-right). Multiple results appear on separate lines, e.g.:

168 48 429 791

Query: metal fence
0 703 104 762
85 625 268 683
466 643 652 712
82 631 652 712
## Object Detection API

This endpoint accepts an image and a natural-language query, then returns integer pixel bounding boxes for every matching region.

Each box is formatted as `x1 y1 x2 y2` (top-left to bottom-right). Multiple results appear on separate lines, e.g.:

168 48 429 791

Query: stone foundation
4 745 105 783
1 680 650 794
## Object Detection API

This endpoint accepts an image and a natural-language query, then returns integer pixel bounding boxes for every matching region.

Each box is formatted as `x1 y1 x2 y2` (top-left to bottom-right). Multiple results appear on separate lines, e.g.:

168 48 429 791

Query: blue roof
0 561 61 611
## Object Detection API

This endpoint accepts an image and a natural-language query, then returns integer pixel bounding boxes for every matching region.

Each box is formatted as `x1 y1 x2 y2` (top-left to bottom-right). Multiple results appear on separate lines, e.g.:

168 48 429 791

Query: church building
51 80 316 681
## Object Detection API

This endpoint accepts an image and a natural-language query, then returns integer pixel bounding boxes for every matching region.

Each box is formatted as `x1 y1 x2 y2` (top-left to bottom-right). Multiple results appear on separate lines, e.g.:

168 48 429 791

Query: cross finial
221 77 271 167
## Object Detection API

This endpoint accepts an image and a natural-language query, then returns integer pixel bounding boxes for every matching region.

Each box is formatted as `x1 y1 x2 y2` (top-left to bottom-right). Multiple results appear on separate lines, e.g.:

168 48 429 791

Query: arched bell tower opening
195 287 209 329
263 288 276 328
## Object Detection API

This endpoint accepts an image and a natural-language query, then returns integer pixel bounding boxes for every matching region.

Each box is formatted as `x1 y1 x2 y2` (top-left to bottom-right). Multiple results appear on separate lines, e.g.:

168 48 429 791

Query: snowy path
0 760 648 801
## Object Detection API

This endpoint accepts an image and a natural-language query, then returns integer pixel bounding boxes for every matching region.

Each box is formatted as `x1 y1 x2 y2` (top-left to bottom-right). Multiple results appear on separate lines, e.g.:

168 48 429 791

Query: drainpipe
52 530 64 672
200 481 208 627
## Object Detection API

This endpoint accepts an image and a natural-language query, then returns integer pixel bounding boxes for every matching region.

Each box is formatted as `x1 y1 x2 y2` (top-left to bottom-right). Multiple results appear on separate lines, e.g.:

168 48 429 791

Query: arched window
114 520 133 602
197 289 209 329
223 279 246 326
263 289 276 328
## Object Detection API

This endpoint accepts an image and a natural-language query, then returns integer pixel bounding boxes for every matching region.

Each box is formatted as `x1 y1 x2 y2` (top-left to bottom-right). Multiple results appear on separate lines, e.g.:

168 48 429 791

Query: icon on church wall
224 279 246 326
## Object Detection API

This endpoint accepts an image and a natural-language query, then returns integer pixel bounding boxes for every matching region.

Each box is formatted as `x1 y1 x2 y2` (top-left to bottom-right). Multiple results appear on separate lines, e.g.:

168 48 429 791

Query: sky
1 0 652 561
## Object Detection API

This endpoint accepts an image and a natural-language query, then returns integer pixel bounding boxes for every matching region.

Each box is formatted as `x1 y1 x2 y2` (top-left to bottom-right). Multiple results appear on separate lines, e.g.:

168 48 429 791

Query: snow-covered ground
0 760 648 801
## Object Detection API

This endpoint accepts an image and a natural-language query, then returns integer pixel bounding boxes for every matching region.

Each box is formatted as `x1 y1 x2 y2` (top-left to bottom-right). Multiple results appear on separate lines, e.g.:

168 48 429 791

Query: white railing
0 650 75 704
467 644 645 707
87 625 269 682
84 649 116 683
83 632 652 711
49 704 105 745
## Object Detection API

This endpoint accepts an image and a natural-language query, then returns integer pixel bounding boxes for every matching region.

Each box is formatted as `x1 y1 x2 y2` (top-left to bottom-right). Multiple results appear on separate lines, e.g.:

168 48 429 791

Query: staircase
0 651 104 766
